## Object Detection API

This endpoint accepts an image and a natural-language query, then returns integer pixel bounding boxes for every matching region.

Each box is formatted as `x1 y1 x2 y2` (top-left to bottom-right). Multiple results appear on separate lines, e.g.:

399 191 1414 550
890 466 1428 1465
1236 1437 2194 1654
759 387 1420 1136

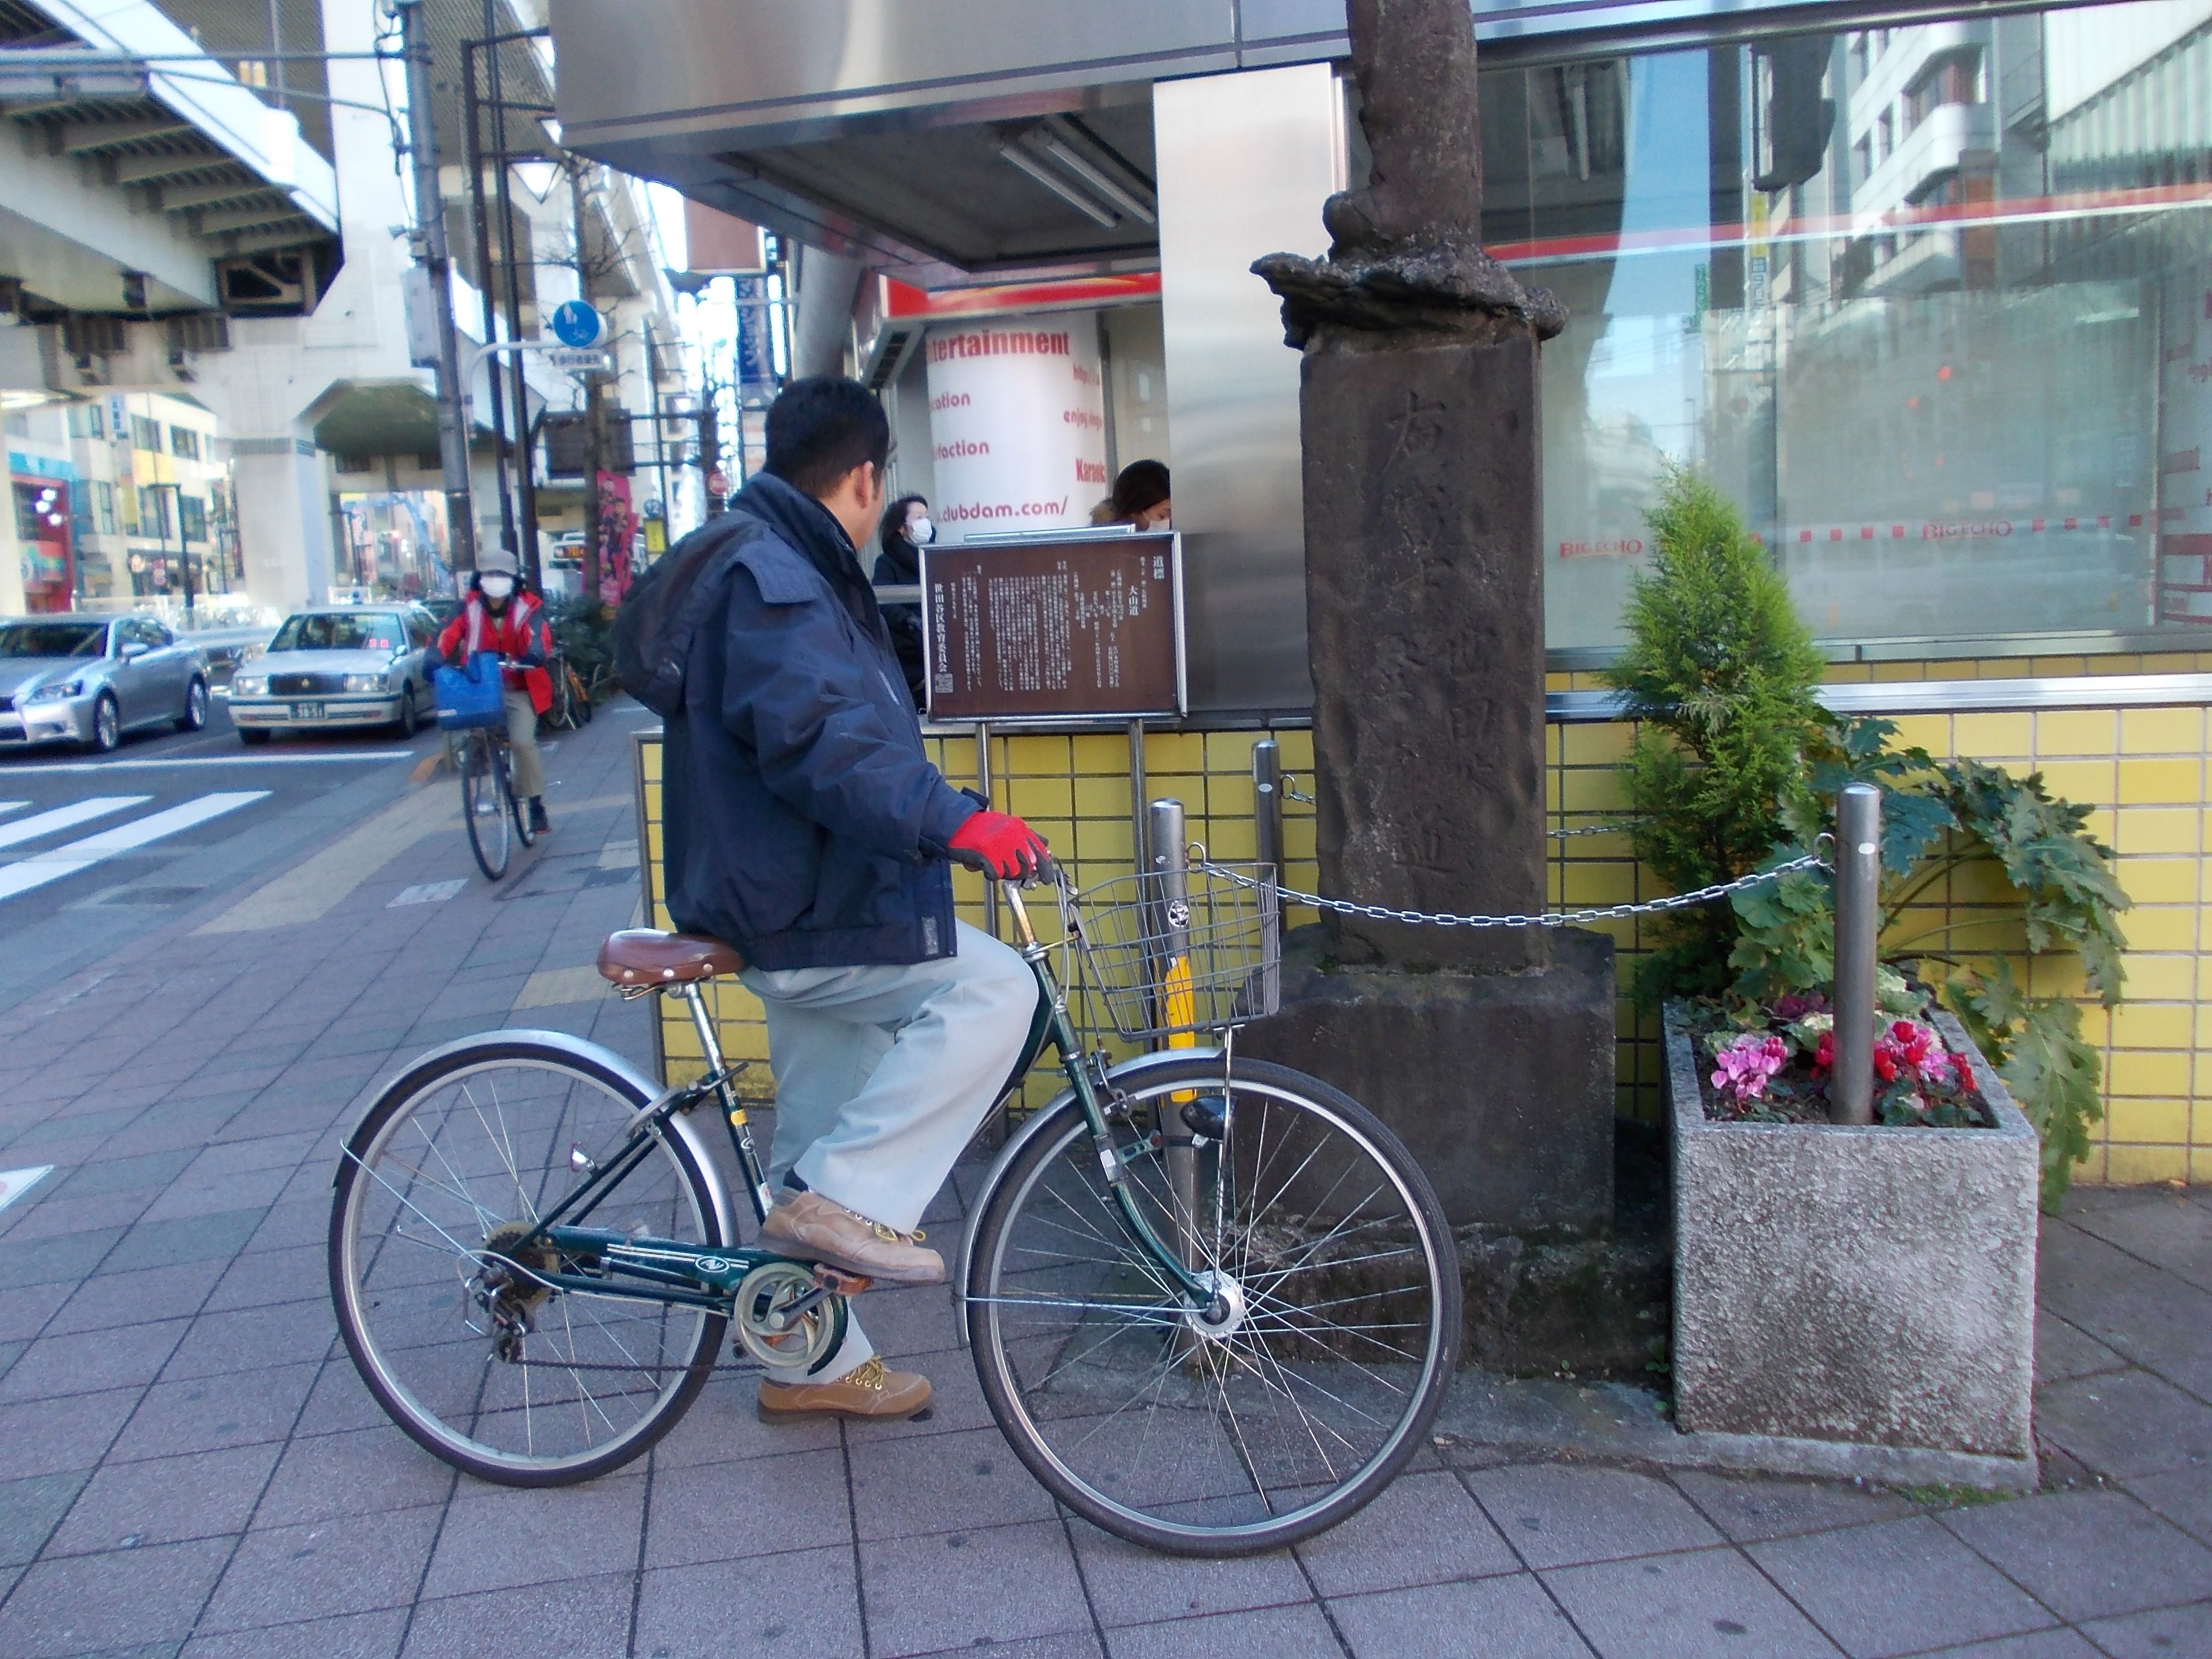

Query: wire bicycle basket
1064 862 1281 1042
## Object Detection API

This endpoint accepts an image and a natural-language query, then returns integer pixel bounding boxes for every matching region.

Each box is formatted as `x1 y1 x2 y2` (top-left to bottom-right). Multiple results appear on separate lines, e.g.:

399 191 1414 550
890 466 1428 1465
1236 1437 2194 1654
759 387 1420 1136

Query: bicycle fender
335 1027 741 1248
953 1045 1223 1332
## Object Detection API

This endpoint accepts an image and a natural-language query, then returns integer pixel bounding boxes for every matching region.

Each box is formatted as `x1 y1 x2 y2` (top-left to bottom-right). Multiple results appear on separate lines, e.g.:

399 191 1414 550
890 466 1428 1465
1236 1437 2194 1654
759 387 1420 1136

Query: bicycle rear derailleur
475 1221 563 1362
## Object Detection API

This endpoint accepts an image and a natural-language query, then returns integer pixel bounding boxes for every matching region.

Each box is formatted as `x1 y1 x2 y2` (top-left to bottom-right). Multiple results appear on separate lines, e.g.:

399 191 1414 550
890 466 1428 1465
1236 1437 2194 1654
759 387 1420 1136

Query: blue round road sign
550 301 603 347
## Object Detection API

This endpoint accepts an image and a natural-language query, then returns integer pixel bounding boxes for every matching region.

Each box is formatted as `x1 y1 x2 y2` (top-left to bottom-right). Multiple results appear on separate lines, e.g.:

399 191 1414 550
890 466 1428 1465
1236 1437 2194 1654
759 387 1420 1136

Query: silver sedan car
228 606 438 744
0 614 211 752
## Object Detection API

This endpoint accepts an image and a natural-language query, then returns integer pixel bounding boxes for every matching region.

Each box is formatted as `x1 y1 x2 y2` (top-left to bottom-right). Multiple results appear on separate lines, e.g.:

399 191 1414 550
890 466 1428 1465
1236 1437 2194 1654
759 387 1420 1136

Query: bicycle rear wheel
329 1037 728 1486
965 1056 1460 1556
462 730 511 880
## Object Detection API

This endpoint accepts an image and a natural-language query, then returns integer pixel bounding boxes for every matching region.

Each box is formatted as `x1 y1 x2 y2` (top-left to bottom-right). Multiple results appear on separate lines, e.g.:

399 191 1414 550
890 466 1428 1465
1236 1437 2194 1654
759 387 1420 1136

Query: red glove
948 811 1050 879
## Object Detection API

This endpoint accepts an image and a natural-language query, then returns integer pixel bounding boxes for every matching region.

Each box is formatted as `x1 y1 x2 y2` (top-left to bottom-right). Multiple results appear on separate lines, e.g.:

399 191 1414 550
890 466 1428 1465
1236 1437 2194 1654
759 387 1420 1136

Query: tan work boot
759 1356 932 1422
758 1190 944 1287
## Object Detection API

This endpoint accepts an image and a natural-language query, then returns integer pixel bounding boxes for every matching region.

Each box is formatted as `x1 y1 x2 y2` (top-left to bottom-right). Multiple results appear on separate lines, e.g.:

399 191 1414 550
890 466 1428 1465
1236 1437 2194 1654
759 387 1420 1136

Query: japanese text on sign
922 534 1183 720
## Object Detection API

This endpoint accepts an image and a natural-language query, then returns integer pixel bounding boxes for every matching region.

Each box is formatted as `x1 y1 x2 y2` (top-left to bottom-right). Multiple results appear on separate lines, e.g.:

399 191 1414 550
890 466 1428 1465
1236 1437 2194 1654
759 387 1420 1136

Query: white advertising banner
923 315 1107 538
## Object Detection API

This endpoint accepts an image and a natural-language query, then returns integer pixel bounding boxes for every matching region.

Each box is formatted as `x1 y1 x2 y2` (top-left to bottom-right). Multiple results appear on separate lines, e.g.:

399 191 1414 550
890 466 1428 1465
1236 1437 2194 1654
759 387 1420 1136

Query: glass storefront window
1486 0 2212 652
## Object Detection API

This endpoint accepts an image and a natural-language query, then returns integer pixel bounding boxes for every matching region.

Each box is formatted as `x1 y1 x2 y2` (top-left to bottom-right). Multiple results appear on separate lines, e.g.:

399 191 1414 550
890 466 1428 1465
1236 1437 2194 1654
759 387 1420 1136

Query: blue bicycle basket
434 651 506 731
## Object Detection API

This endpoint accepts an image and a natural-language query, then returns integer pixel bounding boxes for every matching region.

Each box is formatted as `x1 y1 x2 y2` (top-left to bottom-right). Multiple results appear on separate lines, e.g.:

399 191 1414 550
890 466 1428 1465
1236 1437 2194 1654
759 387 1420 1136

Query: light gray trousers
740 920 1036 1378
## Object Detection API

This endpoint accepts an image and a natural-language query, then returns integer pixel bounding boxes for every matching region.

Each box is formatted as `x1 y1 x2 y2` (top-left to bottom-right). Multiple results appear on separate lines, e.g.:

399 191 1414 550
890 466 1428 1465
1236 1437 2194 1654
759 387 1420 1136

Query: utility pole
392 0 477 574
566 156 605 604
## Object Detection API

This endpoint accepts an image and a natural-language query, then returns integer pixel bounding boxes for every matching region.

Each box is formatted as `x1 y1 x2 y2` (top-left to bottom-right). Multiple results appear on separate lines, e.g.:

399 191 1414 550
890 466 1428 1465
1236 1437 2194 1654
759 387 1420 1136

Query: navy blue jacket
662 474 978 970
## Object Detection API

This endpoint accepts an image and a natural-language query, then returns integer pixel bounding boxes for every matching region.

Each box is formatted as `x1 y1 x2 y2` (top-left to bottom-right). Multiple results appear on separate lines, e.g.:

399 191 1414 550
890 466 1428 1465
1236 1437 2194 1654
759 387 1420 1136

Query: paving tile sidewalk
0 704 2205 1657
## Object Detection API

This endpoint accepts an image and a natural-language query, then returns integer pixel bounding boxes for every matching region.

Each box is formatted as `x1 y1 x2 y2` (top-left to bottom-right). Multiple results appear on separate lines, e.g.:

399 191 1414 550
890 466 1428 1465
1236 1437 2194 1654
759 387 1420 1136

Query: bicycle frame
482 873 1216 1317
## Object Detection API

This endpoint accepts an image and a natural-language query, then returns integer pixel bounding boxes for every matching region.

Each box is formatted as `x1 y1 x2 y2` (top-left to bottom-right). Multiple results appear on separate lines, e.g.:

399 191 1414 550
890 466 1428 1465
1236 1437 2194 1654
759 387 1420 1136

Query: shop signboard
922 315 1107 537
921 531 1183 722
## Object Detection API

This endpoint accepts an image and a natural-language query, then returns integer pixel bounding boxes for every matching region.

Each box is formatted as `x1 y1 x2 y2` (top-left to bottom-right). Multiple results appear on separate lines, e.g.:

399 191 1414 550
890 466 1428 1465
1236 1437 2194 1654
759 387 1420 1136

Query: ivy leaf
1997 998 2104 1212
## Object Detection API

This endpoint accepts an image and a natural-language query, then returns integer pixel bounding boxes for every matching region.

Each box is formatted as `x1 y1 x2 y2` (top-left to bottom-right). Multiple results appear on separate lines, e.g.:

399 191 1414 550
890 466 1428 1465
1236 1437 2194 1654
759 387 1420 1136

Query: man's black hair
765 377 891 498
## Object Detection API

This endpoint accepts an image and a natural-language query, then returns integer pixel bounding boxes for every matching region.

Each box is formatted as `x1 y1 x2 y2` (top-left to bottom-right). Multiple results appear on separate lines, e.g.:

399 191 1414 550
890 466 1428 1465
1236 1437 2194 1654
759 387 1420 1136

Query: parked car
228 605 438 744
0 614 210 752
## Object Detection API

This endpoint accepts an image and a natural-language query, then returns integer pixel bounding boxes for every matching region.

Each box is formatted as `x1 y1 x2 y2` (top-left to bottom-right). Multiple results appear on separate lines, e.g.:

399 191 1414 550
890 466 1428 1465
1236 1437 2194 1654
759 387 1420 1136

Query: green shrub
1602 468 2130 1209
1600 465 1829 1002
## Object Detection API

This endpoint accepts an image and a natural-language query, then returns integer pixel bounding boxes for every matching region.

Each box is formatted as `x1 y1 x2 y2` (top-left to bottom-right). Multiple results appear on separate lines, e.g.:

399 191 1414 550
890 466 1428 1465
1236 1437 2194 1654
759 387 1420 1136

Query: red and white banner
923 316 1107 537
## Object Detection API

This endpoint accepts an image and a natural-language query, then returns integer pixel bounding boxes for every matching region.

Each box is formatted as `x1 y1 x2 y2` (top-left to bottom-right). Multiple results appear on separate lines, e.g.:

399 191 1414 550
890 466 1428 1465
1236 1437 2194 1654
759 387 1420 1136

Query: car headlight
341 673 387 693
232 674 266 695
24 679 84 703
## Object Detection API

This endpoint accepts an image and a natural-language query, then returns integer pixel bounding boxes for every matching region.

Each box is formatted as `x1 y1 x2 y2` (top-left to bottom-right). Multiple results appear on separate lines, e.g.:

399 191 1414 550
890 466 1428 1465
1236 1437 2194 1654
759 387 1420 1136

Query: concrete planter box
1666 1005 2040 1490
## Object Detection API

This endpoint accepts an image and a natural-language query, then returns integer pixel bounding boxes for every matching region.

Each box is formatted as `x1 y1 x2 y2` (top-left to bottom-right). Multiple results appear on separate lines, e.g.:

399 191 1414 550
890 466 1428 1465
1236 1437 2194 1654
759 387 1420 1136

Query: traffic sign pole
392 0 476 573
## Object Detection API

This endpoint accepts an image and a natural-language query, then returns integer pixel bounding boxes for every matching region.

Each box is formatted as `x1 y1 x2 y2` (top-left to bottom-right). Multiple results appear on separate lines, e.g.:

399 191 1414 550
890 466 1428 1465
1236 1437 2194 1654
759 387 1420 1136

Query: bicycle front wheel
329 1037 728 1486
507 744 536 850
965 1056 1460 1556
462 730 511 880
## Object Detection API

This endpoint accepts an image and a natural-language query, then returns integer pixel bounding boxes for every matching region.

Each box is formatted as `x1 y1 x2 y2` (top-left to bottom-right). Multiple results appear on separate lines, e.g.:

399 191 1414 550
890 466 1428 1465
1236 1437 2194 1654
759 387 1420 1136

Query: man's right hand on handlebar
948 811 1050 879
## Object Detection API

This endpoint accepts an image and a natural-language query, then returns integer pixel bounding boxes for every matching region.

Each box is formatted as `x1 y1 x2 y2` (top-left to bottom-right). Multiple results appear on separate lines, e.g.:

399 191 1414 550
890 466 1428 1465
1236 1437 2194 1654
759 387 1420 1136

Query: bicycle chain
1198 850 1830 930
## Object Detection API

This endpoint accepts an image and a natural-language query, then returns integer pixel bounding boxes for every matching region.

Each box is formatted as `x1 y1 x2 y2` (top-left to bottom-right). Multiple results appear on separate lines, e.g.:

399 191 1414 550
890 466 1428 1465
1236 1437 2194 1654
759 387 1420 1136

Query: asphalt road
0 694 442 993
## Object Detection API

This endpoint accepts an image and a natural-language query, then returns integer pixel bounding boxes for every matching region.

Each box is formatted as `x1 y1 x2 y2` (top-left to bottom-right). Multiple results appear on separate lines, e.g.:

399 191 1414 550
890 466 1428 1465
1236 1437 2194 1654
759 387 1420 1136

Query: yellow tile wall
635 683 2212 1188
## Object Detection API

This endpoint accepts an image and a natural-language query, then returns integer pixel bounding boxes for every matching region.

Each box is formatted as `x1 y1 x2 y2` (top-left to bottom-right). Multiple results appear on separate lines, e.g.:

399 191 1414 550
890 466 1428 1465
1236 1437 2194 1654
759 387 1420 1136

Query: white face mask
480 575 515 602
909 516 935 545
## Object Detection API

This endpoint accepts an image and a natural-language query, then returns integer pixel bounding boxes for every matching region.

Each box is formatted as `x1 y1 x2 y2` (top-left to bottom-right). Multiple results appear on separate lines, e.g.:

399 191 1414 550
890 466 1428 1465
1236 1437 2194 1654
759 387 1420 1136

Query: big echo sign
922 315 1108 537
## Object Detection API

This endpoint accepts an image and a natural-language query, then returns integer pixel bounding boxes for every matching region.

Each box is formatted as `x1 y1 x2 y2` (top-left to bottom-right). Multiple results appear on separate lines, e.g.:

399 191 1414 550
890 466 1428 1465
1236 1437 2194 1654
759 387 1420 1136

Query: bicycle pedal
809 1265 873 1296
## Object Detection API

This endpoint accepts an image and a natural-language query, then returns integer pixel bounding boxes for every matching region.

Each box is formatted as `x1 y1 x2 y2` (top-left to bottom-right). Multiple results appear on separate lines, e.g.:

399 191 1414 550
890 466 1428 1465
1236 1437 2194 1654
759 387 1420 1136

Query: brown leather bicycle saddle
595 929 746 986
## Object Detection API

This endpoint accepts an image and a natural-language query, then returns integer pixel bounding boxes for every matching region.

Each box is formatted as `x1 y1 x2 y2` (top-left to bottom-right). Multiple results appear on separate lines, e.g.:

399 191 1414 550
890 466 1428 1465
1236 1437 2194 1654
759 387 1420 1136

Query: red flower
1887 1021 1936 1067
1814 1031 1834 1073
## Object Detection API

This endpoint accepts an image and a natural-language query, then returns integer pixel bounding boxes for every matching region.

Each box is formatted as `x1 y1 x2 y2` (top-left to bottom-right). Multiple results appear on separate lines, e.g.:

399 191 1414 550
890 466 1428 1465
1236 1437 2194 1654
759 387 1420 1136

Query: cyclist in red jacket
434 547 555 835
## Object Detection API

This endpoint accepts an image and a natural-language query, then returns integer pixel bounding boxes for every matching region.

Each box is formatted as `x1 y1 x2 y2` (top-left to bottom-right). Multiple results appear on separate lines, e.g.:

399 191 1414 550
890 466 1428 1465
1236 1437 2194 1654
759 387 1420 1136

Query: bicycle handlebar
947 847 1061 887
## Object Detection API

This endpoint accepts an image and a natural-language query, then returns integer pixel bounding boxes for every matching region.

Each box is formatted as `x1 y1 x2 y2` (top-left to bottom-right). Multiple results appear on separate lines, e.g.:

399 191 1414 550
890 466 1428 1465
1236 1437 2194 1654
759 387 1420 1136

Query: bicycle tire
462 730 511 880
965 1056 1460 1557
508 742 537 850
328 1036 729 1487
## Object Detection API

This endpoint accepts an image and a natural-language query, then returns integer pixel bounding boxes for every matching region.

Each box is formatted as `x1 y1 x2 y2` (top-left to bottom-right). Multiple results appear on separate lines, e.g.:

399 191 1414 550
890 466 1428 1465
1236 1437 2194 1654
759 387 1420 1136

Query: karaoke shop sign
923 317 1107 535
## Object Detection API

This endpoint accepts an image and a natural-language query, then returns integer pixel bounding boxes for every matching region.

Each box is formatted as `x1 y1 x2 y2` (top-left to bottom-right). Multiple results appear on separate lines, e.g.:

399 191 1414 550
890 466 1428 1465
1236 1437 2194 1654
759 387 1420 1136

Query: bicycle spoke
337 1054 722 1479
973 1067 1454 1550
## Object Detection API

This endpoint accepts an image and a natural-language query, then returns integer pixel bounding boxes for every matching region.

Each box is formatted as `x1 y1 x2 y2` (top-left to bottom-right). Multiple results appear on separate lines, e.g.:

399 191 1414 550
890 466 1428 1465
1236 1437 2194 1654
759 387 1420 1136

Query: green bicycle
327 855 1460 1555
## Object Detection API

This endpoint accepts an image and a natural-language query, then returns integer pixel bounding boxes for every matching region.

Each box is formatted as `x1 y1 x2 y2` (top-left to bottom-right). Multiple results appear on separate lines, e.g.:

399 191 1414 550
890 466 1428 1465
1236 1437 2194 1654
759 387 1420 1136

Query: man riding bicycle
652 378 1048 1421
433 546 554 837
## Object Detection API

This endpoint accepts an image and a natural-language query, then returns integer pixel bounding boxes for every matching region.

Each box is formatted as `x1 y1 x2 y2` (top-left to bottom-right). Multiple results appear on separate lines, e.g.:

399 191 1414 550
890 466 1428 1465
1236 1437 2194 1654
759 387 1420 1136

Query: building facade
1 0 686 618
559 0 2212 1185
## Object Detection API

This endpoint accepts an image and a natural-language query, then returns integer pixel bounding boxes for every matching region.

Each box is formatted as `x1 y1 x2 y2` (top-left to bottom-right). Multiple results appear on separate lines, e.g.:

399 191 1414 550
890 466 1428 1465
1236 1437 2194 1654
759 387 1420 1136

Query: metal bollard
1148 799 1202 1269
1830 783 1882 1125
1253 740 1282 876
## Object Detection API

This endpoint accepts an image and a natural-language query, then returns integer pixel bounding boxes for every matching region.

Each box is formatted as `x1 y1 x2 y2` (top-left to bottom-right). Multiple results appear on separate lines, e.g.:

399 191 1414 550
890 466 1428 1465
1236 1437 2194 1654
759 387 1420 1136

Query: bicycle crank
731 1260 848 1372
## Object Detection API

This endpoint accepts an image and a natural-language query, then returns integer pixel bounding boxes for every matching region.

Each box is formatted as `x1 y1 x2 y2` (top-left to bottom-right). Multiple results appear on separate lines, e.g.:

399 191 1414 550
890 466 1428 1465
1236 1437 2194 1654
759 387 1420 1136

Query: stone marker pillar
1241 0 1615 1226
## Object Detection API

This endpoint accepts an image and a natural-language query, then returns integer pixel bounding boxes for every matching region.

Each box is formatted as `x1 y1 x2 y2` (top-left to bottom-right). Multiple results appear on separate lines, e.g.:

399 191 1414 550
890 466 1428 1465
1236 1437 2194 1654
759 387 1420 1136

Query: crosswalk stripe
0 802 26 819
0 796 150 853
0 791 269 902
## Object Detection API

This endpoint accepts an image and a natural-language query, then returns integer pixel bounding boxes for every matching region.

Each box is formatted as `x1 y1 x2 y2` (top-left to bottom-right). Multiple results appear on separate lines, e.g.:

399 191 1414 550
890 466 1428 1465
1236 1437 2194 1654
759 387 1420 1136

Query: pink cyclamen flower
1711 1033 1790 1102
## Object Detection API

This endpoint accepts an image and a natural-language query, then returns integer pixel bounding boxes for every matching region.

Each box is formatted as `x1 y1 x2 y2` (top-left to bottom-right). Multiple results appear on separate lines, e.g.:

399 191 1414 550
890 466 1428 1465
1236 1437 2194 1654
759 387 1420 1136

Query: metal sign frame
919 529 1187 725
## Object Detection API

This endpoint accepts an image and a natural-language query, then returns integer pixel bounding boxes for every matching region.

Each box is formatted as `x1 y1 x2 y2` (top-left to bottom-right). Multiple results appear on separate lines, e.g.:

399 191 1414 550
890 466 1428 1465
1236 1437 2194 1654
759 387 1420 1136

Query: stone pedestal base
1239 924 1617 1227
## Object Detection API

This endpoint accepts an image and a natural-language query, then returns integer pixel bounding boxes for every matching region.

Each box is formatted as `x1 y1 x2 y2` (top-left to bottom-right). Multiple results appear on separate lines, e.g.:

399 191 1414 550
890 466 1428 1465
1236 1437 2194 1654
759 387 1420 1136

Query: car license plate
290 701 324 720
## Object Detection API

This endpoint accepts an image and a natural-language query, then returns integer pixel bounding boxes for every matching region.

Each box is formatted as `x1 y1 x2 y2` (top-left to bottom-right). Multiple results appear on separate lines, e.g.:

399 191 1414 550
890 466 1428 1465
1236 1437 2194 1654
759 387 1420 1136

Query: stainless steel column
1831 783 1882 1125
975 721 997 939
1253 739 1281 875
1149 799 1201 1269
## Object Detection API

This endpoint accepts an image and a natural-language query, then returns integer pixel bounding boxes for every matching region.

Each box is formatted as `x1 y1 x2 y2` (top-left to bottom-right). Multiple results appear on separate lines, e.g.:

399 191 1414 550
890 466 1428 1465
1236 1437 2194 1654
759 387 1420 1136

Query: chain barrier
1196 848 1830 931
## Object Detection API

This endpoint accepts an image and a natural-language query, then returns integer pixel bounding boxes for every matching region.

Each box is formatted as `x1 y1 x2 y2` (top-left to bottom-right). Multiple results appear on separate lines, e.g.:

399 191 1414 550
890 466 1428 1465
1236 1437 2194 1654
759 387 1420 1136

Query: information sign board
922 532 1184 722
